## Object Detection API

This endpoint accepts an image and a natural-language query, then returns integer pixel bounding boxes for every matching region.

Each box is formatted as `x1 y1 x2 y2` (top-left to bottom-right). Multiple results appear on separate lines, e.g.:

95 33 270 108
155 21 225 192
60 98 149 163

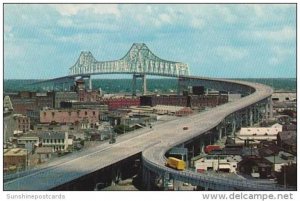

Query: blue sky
4 4 296 79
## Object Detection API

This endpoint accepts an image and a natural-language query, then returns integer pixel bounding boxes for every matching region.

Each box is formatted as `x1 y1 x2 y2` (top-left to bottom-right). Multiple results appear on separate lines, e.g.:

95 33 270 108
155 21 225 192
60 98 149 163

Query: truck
166 157 186 170
204 145 221 154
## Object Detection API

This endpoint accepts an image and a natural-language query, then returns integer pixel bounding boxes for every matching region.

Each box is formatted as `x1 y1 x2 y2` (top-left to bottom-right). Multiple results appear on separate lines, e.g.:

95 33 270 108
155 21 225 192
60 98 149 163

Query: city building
140 94 228 108
40 108 100 128
127 106 155 114
282 124 297 131
60 101 108 113
235 124 283 145
273 102 296 114
78 90 101 102
100 97 140 110
26 109 40 125
11 97 36 115
13 114 31 133
122 114 157 127
272 92 296 102
54 91 78 108
193 155 241 173
35 147 52 163
264 151 296 172
35 92 54 108
38 131 69 152
257 141 282 157
4 148 28 172
152 105 193 116
35 123 79 132
15 134 39 149
9 91 54 115
140 95 187 107
188 95 228 108
277 131 296 154
4 113 15 142
4 96 14 112
237 156 273 179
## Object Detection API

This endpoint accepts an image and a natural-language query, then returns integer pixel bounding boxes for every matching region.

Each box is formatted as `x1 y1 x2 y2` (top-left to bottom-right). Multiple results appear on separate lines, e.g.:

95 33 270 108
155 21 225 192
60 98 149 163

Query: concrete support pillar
142 166 151 190
200 141 204 153
146 169 151 190
142 74 147 95
89 76 92 90
252 108 257 123
177 78 182 95
268 97 273 119
162 172 169 191
192 144 195 158
265 103 268 119
218 127 222 140
162 175 165 190
231 118 236 136
132 74 137 96
249 108 253 126
245 111 249 126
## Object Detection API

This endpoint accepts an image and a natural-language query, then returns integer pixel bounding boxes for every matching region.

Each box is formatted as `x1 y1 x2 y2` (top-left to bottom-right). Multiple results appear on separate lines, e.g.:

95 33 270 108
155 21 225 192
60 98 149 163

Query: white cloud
216 46 248 61
52 4 120 17
4 25 14 41
215 5 237 23
268 57 280 65
268 46 295 65
241 26 296 45
57 18 73 27
159 13 172 24
4 25 12 33
190 18 206 29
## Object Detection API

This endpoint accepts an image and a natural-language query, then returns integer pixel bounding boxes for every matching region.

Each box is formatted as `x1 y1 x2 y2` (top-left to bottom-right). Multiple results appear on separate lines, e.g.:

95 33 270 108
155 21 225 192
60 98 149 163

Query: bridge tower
132 74 147 96
81 75 92 90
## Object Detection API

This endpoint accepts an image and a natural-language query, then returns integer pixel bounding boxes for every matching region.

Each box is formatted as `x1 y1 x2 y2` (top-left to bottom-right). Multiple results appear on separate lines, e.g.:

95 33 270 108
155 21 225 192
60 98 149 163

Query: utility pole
284 165 287 189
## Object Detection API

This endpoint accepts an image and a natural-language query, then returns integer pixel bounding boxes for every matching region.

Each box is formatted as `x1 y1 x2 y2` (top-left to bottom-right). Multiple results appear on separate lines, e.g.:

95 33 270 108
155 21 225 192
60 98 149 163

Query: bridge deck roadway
5 77 283 191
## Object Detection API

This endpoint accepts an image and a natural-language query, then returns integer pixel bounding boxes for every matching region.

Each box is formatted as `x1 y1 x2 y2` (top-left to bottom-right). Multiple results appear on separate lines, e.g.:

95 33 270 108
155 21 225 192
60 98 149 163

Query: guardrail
142 154 295 191
141 76 295 191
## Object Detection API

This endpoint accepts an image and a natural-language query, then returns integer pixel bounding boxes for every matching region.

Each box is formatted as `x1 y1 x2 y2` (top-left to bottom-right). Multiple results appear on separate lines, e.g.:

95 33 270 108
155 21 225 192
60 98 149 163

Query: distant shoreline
4 78 296 93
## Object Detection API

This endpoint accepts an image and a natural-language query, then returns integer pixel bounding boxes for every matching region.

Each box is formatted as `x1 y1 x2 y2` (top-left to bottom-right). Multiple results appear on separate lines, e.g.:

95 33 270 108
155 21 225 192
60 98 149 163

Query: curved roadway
6 76 291 191
141 76 286 191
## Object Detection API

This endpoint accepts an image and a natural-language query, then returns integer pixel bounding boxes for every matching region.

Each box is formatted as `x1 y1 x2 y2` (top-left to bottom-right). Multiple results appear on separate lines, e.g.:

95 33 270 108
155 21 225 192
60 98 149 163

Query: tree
276 163 297 187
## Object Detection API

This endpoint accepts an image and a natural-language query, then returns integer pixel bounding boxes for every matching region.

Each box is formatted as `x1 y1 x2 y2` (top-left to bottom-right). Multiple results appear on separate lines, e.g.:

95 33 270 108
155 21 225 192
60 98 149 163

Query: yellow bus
166 157 186 170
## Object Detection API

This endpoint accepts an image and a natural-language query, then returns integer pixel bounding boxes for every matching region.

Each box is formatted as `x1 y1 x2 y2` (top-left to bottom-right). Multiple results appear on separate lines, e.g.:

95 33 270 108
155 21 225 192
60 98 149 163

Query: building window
52 112 55 117
93 111 95 115
85 111 88 115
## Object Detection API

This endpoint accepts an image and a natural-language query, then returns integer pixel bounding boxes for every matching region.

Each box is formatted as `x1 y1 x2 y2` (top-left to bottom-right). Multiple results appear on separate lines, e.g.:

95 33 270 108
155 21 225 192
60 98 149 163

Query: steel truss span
5 43 288 190
69 43 189 77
